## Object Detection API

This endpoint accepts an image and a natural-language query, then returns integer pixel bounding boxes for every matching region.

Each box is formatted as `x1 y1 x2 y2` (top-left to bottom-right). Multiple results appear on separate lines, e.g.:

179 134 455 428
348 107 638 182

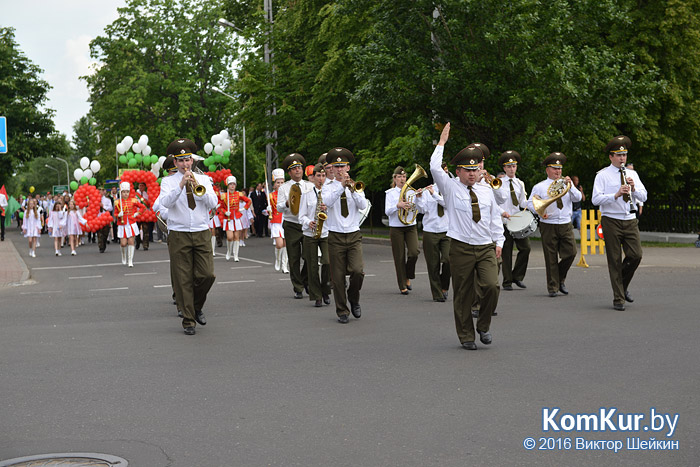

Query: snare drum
506 210 538 239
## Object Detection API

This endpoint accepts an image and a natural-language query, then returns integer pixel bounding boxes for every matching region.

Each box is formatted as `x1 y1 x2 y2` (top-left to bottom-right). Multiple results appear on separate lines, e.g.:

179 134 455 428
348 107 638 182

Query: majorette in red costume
218 175 251 261
114 181 146 267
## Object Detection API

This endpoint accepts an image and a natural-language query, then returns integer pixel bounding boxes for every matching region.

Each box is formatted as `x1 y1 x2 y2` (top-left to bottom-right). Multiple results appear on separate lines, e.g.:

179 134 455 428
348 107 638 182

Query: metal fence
636 196 700 233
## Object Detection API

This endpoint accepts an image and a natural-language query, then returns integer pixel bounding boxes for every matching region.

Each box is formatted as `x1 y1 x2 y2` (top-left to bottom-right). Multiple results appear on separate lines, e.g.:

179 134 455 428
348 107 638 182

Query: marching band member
385 166 421 295
527 153 582 297
495 151 531 290
114 181 145 267
219 175 252 262
277 153 314 298
322 147 368 324
65 199 88 256
592 136 648 311
269 169 288 273
159 138 218 336
416 182 451 302
298 164 332 307
22 198 43 257
47 201 67 256
430 123 504 350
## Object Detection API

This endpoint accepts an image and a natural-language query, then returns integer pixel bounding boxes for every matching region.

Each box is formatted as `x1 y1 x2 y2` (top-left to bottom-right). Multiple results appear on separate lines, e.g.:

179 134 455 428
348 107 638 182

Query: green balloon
70 181 78 190
19 212 24 219
135 154 143 163
151 155 159 164
214 155 222 163
119 155 127 164
157 177 162 184
222 156 230 164
162 169 169 177
223 149 231 157
80 176 88 184
128 159 137 167
127 151 135 159
89 177 97 185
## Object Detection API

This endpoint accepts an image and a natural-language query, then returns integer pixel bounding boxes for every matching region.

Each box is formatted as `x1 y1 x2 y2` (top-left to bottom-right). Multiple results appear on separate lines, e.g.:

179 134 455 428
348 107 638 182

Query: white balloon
151 166 160 175
90 160 101 173
74 168 84 181
211 134 223 145
80 157 90 170
139 134 149 146
204 142 214 154
222 139 232 149
214 144 224 155
158 156 166 165
219 129 229 139
142 145 152 157
116 143 126 154
83 169 93 179
123 136 134 149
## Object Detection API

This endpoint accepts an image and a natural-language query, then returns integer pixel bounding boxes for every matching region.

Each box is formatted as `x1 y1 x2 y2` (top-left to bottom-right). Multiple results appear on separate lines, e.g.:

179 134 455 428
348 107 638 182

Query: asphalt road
1 235 698 466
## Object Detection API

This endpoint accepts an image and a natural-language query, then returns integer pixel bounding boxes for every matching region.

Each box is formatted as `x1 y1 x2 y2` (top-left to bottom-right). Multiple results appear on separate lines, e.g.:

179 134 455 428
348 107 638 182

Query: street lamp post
44 164 60 185
53 157 70 194
211 86 247 188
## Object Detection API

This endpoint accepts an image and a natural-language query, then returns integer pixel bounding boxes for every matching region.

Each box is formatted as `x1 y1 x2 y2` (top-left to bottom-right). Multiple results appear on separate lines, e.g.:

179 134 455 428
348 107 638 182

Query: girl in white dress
22 198 43 257
65 199 87 256
47 201 67 256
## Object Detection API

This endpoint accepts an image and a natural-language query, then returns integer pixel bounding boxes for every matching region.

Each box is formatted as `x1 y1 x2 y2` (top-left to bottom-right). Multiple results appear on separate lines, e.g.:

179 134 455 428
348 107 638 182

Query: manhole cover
0 453 128 466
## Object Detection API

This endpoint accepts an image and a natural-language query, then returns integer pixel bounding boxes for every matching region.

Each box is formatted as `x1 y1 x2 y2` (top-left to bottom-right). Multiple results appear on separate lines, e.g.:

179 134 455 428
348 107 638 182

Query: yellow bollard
577 209 605 267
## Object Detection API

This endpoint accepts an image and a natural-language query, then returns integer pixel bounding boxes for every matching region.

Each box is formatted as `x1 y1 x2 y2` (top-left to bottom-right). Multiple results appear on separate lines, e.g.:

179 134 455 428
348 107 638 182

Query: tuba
289 182 302 216
532 178 571 217
398 164 428 225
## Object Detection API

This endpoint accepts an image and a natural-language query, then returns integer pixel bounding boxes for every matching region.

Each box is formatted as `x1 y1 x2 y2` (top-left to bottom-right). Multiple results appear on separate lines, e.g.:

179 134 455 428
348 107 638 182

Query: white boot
225 240 232 261
281 247 289 274
128 244 135 267
233 240 240 262
274 247 281 271
121 246 127 265
211 236 217 256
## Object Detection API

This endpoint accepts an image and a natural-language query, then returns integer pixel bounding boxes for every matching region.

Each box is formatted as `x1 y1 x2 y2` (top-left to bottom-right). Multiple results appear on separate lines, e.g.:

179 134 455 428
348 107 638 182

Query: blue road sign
0 117 7 154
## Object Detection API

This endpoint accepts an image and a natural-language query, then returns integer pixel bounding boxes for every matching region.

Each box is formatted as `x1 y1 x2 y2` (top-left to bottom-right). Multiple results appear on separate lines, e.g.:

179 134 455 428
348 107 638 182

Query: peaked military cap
162 155 176 173
543 152 566 168
166 138 198 158
606 135 632 154
393 166 406 176
468 142 490 159
318 153 329 166
451 146 484 170
281 153 306 171
313 163 326 175
498 151 521 166
328 147 355 165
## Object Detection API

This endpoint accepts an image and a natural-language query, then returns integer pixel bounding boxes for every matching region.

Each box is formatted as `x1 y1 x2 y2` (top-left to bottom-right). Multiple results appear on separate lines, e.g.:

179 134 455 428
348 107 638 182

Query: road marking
69 275 103 279
32 259 171 270
90 287 129 292
379 260 393 263
125 272 157 276
239 257 272 265
20 290 63 295
365 274 376 277
217 280 256 285
230 265 262 270
153 285 171 288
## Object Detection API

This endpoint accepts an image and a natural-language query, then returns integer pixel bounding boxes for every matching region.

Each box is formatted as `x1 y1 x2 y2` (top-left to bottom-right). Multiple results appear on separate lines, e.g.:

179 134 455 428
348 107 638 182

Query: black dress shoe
143 247 148 251
294 291 303 299
323 294 331 305
559 283 569 295
502 284 513 291
613 303 625 311
314 299 322 307
195 311 207 325
492 310 498 316
337 315 349 324
478 330 492 345
434 297 446 302
406 283 412 290
624 290 634 302
514 280 527 289
548 292 558 297
400 289 409 295
184 327 196 335
99 249 105 253
350 303 361 319
462 341 477 350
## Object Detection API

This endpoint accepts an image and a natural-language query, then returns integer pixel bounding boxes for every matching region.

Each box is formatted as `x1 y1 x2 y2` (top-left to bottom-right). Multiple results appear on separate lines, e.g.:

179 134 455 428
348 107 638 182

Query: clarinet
620 166 636 213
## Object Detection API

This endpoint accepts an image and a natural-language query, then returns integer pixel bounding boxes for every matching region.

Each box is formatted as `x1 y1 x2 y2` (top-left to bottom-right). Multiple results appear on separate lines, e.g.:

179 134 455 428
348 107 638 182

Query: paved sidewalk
0 227 30 288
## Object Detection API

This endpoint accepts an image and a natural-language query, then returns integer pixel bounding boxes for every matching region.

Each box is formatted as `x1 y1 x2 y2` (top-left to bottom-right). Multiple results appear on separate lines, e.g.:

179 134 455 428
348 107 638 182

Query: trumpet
346 179 364 193
482 171 502 189
185 170 206 197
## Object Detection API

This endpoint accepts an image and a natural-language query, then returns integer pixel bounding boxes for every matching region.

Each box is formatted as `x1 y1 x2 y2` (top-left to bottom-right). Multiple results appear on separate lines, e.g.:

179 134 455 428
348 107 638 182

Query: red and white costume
219 191 252 232
114 197 145 238
269 191 285 239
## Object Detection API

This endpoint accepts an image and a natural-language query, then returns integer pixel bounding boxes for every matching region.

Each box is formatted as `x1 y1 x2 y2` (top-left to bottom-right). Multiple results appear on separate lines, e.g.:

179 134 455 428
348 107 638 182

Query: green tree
0 27 59 190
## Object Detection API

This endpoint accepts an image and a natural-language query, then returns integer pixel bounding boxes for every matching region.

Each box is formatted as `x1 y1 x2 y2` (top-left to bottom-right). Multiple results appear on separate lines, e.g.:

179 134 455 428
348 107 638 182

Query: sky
2 0 126 139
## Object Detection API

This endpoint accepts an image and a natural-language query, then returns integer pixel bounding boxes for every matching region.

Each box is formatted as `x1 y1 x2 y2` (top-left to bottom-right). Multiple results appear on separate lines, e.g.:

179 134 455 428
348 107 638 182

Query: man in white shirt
277 153 314 299
298 164 332 308
159 138 218 336
495 151 531 290
322 147 368 323
385 166 421 295
592 136 647 311
416 179 451 302
430 123 504 350
527 152 582 297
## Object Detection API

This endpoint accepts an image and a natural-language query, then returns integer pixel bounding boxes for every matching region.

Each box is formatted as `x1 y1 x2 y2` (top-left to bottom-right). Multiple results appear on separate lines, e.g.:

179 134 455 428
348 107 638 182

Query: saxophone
313 188 327 239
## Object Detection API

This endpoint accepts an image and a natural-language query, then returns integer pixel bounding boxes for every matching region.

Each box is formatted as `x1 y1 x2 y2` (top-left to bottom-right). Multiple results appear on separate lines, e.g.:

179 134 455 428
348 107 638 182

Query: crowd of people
3 131 648 345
